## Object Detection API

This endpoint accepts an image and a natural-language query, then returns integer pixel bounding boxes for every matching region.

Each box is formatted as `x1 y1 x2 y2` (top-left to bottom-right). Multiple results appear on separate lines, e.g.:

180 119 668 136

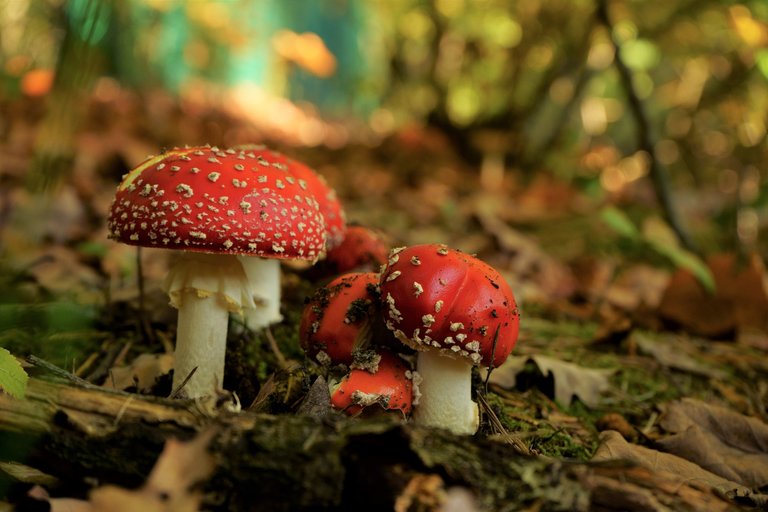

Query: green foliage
0 347 28 399
600 207 715 293
0 299 101 370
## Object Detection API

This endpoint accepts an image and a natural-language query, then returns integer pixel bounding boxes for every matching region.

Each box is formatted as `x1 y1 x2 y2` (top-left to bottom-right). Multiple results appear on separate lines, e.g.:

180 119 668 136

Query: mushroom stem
413 350 479 435
239 257 283 331
173 289 230 398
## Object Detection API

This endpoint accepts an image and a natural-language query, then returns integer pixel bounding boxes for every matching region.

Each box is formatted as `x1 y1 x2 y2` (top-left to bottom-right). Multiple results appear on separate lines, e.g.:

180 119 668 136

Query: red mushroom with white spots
299 272 383 368
379 243 520 434
330 350 413 417
107 145 327 398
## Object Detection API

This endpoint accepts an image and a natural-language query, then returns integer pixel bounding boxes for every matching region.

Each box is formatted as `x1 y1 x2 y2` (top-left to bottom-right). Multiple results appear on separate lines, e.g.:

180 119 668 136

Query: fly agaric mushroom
300 272 381 367
330 350 413 417
323 225 389 274
234 145 346 330
379 244 520 434
236 144 346 250
107 145 326 398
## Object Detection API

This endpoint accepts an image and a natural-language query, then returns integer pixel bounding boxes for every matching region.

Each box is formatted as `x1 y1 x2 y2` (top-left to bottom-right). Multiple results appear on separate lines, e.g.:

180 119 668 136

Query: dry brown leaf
486 355 614 407
42 430 218 512
631 332 729 379
592 430 751 497
657 398 768 489
105 353 174 393
394 474 446 512
658 253 768 338
603 264 670 311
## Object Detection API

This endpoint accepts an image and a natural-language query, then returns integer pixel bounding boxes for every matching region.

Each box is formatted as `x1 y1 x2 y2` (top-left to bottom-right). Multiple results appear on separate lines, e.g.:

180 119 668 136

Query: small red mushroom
107 145 327 397
323 225 390 274
379 244 520 434
299 272 380 366
330 350 413 416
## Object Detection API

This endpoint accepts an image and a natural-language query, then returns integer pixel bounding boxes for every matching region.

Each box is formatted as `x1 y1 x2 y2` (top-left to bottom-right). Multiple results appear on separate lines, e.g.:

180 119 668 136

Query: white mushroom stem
165 252 255 398
173 289 230 398
413 350 479 435
239 257 283 331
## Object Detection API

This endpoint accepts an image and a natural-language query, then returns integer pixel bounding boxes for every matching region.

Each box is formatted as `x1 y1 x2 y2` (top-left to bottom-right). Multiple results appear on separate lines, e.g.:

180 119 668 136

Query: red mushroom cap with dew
300 272 380 366
330 350 413 416
235 144 346 250
324 225 389 274
107 146 326 261
379 244 519 368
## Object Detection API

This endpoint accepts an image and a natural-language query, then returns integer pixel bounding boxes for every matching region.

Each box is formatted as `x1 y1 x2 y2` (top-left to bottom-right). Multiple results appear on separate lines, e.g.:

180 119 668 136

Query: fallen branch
0 377 741 511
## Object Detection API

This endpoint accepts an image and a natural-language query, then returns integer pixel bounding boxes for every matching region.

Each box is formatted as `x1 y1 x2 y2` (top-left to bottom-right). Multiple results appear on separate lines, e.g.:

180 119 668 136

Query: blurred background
1 0 766 244
0 0 767 365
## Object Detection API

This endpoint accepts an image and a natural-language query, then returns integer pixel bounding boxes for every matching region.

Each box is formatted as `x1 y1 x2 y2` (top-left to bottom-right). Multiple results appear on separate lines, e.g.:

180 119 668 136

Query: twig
477 393 532 456
26 355 99 389
169 367 198 399
595 0 698 253
264 327 288 370
483 325 501 394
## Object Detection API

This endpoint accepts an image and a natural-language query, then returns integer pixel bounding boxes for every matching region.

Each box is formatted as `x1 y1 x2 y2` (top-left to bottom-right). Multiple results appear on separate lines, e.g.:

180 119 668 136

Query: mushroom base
413 350 479 435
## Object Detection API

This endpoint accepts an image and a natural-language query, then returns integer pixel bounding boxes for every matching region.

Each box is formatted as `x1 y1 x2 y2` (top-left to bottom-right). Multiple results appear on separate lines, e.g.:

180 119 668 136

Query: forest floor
0 90 767 511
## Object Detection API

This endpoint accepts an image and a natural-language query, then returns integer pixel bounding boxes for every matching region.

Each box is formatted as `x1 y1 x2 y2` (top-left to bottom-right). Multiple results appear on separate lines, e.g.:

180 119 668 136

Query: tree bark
0 378 742 511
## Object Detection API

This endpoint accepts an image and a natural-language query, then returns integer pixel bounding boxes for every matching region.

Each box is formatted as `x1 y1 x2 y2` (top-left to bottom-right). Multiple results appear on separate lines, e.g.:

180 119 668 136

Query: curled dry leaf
486 355 614 408
657 398 768 489
592 430 760 502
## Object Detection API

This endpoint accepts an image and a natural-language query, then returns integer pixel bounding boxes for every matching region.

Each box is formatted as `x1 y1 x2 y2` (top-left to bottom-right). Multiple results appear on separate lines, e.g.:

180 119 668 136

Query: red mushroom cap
107 146 326 261
330 350 413 416
300 272 380 366
324 225 389 274
379 244 519 368
235 144 346 250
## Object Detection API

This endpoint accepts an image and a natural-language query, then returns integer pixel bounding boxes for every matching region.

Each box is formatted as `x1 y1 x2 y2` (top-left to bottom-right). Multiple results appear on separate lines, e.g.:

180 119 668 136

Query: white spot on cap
175 184 193 198
385 270 401 282
208 172 221 182
413 282 423 297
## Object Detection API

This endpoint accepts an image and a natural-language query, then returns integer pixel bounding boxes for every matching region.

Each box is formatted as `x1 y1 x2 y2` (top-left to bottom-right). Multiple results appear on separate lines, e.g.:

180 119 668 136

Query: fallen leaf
34 430 216 512
486 355 614 407
592 430 753 498
105 353 174 393
657 398 768 489
602 264 669 312
631 331 729 379
658 253 768 338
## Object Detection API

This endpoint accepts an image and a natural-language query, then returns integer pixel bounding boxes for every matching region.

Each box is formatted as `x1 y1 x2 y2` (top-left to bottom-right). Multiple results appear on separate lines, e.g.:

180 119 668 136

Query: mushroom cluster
107 144 522 435
108 145 334 398
299 272 415 417
300 244 520 433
